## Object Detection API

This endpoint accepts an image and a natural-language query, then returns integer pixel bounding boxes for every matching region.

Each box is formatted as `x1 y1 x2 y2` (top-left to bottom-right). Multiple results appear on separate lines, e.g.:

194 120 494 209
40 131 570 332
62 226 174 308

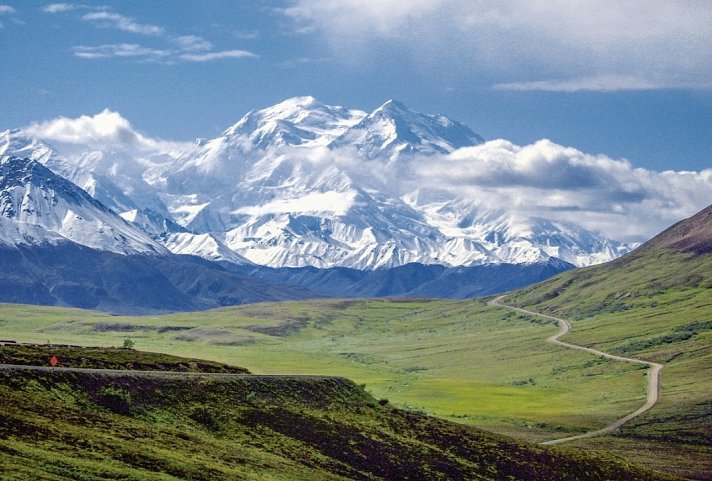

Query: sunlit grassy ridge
0 347 677 481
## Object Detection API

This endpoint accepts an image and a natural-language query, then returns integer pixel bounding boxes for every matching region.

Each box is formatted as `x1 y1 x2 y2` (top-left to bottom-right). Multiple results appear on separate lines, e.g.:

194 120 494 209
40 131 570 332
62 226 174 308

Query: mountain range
0 98 652 311
1 97 631 270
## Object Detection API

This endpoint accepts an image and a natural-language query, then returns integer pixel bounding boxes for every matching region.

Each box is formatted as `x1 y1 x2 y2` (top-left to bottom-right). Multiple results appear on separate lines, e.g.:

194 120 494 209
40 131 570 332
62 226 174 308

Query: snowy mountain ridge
0 98 633 269
0 155 167 255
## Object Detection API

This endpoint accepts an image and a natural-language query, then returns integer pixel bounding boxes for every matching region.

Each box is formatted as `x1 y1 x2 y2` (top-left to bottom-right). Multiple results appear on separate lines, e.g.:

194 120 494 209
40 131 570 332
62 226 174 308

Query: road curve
489 296 663 446
0 363 345 383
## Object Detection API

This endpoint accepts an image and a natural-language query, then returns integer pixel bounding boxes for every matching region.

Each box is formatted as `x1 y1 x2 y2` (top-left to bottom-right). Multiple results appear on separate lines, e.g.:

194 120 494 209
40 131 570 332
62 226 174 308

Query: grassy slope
0 347 677 481
0 299 645 442
504 212 712 480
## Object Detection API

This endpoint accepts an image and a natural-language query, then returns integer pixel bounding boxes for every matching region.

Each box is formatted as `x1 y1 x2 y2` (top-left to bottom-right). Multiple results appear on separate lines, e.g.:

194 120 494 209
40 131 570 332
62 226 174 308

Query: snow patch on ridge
234 190 358 216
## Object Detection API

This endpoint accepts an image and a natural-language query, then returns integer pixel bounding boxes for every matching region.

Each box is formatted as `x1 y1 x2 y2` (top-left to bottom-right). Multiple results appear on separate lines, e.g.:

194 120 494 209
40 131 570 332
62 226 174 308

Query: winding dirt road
489 296 663 446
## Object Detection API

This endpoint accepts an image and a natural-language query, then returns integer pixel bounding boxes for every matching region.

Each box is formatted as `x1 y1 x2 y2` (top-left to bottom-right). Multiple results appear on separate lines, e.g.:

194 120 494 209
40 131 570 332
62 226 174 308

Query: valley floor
0 291 708 479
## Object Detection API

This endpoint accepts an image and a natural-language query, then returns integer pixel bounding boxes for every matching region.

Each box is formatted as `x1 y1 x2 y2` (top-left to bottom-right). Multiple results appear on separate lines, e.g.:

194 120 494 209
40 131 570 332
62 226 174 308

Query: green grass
506 247 712 480
0 299 645 442
0 347 677 481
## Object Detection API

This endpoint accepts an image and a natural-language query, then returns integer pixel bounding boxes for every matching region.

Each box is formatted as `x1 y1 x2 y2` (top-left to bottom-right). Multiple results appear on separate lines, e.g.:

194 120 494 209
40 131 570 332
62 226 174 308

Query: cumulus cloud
42 3 80 13
72 43 169 60
179 49 258 62
230 137 712 241
282 0 712 90
81 11 164 36
243 135 711 242
0 5 15 14
171 35 213 52
23 109 191 154
407 139 712 240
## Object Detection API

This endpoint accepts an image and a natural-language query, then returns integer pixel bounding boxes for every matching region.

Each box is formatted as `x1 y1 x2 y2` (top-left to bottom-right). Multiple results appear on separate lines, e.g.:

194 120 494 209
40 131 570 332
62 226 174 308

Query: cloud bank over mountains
21 107 712 242
410 140 712 239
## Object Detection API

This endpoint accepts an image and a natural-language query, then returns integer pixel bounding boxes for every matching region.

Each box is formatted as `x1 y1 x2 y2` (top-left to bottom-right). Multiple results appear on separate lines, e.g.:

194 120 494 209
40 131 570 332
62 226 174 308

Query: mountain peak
377 99 410 112
222 97 365 148
273 95 320 109
3 99 636 271
0 129 56 165
331 99 484 158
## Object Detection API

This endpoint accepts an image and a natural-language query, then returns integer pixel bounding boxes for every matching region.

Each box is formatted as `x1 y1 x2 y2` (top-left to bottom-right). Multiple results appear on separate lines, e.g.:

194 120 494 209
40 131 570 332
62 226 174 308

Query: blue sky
1 0 711 171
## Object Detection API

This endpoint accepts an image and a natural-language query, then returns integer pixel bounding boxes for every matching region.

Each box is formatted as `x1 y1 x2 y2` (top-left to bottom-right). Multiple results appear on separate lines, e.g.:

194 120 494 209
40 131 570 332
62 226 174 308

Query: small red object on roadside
50 355 58 367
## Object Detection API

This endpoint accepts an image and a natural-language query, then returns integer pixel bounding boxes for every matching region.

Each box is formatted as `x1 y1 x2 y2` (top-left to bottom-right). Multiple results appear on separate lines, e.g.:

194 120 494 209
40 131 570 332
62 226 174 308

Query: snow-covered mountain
0 129 171 216
0 215 67 250
0 129 55 164
164 231 252 265
0 155 166 255
224 96 365 150
0 98 633 269
330 99 484 159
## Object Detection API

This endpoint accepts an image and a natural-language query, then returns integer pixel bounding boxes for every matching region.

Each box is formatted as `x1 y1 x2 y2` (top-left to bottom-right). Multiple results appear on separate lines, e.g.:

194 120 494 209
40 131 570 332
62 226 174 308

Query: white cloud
225 137 712 241
0 5 15 14
72 43 257 64
82 11 164 36
277 56 333 68
241 135 712 242
42 3 79 13
492 75 668 92
44 5 257 65
171 35 213 52
179 49 258 62
72 43 169 60
282 0 712 90
23 109 191 154
407 139 712 240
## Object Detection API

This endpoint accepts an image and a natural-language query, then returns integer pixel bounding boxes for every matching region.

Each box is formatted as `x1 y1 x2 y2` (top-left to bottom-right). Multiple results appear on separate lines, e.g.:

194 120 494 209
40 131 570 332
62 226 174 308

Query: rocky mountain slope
0 156 165 255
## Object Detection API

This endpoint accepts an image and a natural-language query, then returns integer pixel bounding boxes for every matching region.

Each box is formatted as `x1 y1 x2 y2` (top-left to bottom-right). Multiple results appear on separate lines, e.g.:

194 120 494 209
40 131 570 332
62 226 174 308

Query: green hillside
0 299 650 445
505 205 712 478
0 346 677 481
